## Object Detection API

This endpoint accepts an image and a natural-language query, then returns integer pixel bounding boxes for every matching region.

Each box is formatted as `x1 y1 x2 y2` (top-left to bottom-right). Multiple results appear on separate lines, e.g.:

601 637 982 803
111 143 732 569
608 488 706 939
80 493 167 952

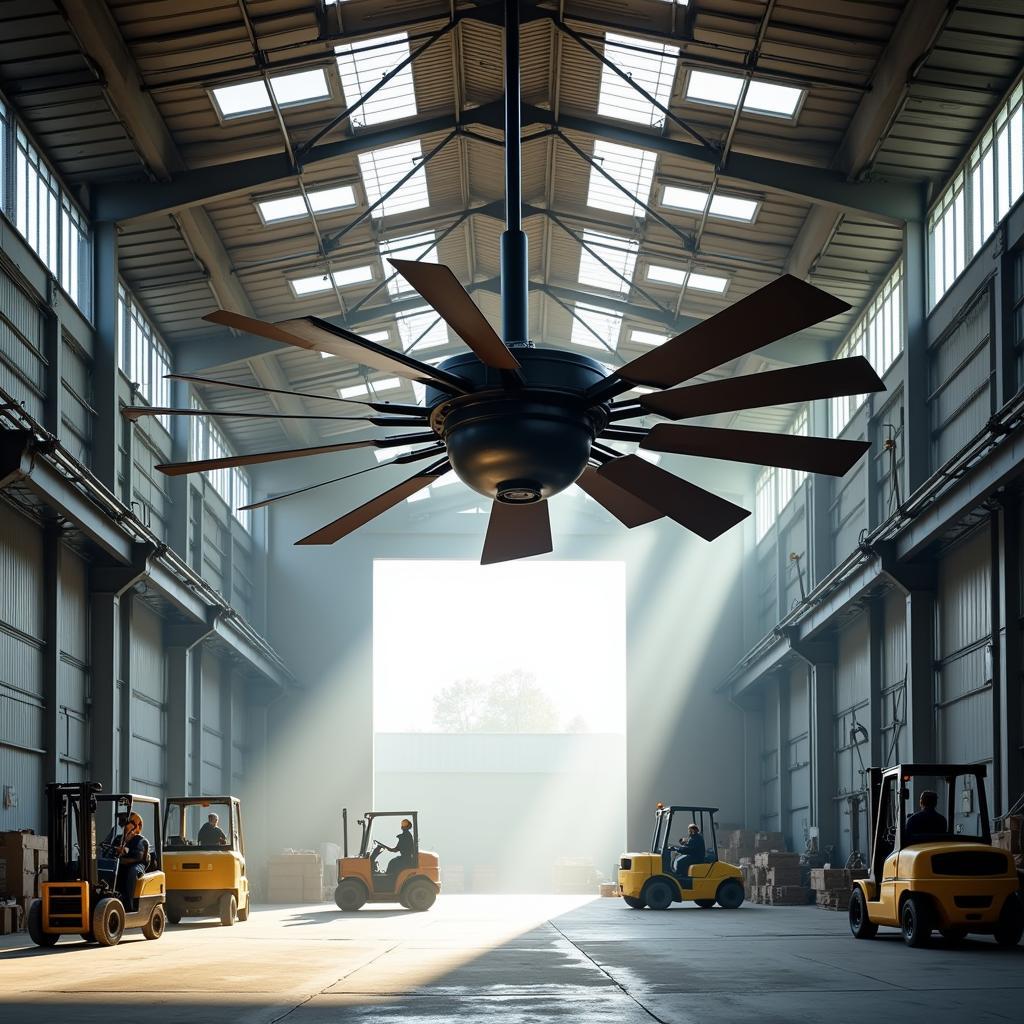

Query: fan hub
427 348 611 501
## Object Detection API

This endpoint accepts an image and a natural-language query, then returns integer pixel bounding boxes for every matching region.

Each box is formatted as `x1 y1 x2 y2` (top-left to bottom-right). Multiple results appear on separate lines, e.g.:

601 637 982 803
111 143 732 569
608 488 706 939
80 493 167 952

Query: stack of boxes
0 831 48 930
809 867 869 910
748 851 809 905
993 815 1022 884
266 850 323 903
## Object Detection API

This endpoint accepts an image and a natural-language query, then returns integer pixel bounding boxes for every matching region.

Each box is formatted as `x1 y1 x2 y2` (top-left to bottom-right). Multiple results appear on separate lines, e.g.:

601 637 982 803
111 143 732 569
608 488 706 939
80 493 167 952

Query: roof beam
785 0 948 277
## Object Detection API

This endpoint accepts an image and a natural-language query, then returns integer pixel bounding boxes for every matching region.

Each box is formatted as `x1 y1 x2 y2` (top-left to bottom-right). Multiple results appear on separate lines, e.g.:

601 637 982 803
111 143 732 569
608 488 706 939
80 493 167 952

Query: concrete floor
1 895 1021 1023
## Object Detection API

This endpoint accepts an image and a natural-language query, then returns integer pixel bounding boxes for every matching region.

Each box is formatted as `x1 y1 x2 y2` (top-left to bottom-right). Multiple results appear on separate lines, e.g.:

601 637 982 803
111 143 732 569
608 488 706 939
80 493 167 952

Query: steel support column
93 221 119 492
42 284 63 437
902 219 931 492
165 616 217 796
810 662 837 851
904 589 935 763
994 494 1022 816
42 524 61 782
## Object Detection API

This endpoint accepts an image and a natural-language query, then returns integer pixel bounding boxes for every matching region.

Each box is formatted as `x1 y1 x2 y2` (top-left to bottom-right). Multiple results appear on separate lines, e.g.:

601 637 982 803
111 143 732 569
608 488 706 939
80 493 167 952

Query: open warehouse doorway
373 560 626 894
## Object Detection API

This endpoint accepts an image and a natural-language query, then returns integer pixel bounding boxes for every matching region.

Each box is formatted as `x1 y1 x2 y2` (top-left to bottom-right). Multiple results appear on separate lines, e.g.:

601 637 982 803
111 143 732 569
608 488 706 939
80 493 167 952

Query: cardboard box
0 901 24 935
0 832 48 902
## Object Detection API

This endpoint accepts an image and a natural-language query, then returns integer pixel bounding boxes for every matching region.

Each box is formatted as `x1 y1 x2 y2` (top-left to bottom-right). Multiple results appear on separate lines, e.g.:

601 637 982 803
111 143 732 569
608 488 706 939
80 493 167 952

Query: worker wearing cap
383 819 417 875
115 812 151 909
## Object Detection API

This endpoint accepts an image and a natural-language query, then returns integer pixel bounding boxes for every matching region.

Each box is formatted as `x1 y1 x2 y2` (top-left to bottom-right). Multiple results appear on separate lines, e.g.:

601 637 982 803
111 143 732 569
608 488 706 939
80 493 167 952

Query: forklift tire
402 878 437 912
237 897 250 922
993 894 1024 947
643 878 675 911
80 932 95 943
940 928 967 945
715 880 744 910
695 899 716 909
167 912 181 925
622 896 645 909
142 904 166 940
27 899 58 947
92 898 125 947
335 879 368 912
219 893 237 927
848 888 877 939
900 894 932 947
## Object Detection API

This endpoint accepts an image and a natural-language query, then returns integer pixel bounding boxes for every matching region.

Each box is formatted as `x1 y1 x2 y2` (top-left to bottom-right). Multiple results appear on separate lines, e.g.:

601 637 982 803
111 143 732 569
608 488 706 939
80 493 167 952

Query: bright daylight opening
662 184 759 222
571 302 623 351
211 68 330 119
586 141 657 217
257 185 356 223
358 141 430 217
373 560 627 894
577 230 639 294
647 265 729 293
685 69 803 118
598 33 679 126
289 265 374 296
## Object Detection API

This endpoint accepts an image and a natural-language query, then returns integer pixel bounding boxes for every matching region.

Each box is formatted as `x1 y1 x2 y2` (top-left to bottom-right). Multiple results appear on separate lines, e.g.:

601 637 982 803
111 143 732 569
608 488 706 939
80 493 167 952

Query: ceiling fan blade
613 276 851 389
123 406 427 427
204 309 471 394
296 459 450 545
598 454 749 541
167 373 426 415
640 356 885 420
575 466 662 528
282 316 472 394
240 444 445 512
480 499 553 565
388 259 521 371
156 431 437 476
642 423 870 476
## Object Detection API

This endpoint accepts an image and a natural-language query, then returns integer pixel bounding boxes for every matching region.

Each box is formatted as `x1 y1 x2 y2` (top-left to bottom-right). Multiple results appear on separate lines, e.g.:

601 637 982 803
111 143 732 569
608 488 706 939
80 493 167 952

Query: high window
646 265 728 293
684 70 803 119
256 185 356 223
586 141 657 217
358 141 430 218
117 284 172 429
189 403 253 530
210 68 331 119
598 33 679 127
380 232 438 294
830 262 903 437
578 231 639 294
928 77 1024 306
0 98 92 317
662 183 758 222
754 466 775 542
571 303 623 352
754 405 810 539
288 265 374 296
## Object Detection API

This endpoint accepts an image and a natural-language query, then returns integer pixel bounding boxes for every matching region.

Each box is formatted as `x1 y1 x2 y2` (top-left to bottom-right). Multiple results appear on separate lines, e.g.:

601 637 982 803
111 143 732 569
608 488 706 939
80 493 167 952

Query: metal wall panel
58 546 90 780
761 680 780 831
130 432 172 542
779 506 809 616
201 652 224 794
936 526 993 765
873 391 905 527
231 674 246 796
834 612 870 863
129 599 166 795
831 457 867 565
59 331 93 466
0 502 44 831
880 589 908 765
756 546 777 641
930 289 993 468
201 500 228 597
0 262 45 420
786 664 811 849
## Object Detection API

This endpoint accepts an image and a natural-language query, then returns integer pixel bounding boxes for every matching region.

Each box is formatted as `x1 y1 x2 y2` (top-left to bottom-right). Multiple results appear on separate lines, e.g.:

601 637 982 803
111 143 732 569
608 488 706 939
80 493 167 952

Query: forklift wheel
900 895 932 948
993 894 1024 947
848 888 877 940
643 879 675 911
237 897 250 922
402 878 437 912
92 898 125 947
335 879 368 912
142 904 166 940
695 899 716 909
167 912 181 925
715 880 744 910
622 896 645 909
219 893 237 927
27 899 58 948
80 932 95 943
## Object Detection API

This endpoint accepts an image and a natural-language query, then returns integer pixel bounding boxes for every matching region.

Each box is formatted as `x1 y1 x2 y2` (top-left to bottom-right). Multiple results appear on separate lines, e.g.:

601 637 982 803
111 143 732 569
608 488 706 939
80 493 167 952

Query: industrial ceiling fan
140 0 884 565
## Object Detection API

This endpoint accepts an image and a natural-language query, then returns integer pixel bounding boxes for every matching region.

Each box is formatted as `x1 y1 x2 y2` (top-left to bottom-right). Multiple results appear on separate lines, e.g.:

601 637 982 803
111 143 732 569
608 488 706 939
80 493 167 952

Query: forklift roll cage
651 805 719 867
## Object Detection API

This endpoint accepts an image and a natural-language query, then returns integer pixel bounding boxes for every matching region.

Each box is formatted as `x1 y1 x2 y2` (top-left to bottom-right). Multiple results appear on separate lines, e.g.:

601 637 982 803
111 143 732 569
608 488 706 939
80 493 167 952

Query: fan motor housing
427 348 611 502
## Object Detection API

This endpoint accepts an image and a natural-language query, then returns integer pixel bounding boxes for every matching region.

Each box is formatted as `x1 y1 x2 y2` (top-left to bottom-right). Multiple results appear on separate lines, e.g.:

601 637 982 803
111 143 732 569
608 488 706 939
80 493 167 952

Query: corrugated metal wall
60 330 93 465
58 546 90 783
880 589 908 765
761 679 780 831
129 599 167 796
935 526 993 766
785 663 811 849
0 502 44 830
831 456 867 566
0 261 44 421
834 613 870 863
201 651 224 793
230 672 246 796
929 289 993 468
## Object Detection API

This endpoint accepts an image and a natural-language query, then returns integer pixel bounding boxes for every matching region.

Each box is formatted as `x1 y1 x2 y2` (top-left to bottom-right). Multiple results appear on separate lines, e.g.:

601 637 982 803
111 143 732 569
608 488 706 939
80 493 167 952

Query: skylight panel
571 303 623 351
685 70 803 119
586 141 658 217
598 33 679 127
211 68 330 119
647 265 728 293
578 230 639 294
358 141 429 218
396 307 448 351
335 32 418 128
380 232 438 295
630 329 668 347
257 185 356 223
662 184 758 222
289 265 373 296
339 377 400 399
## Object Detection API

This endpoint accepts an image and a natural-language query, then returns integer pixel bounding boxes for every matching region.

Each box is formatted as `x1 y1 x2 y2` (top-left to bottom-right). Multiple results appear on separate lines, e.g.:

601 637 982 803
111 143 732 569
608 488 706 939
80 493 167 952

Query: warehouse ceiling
1 0 1023 459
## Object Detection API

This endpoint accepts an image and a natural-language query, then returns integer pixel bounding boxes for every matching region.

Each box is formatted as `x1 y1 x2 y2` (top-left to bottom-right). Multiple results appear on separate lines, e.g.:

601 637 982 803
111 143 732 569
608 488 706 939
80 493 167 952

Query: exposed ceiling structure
2 0 1023 460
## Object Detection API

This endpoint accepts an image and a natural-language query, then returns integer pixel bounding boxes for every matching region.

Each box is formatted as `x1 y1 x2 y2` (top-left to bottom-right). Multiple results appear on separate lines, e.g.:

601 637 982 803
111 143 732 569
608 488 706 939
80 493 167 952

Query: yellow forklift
618 803 745 910
333 809 440 912
162 795 250 926
849 763 1023 947
28 782 167 947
